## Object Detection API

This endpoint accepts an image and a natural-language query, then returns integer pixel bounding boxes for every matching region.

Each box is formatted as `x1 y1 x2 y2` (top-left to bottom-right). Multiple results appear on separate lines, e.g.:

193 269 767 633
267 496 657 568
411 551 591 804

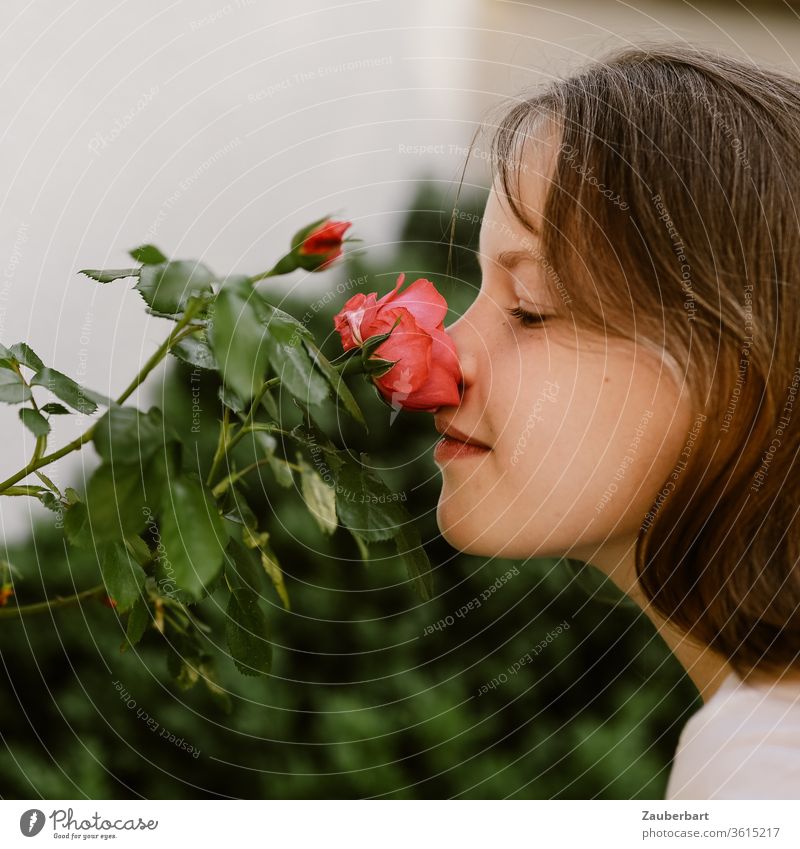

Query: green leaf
124 595 150 648
0 369 32 404
395 524 434 602
19 407 50 437
41 402 70 415
171 332 217 370
125 534 154 566
334 454 407 542
209 281 270 402
30 367 98 414
258 302 329 406
158 474 227 601
92 405 173 465
136 260 215 315
63 500 93 548
251 431 293 489
260 387 280 420
84 453 169 543
79 268 140 283
99 541 147 613
303 338 367 429
129 244 168 265
224 538 263 593
225 586 272 676
217 383 246 414
296 452 337 535
9 343 45 372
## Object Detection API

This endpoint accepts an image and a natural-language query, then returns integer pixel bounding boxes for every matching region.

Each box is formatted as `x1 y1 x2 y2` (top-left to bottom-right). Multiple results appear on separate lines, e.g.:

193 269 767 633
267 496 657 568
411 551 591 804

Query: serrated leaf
9 343 45 372
0 369 32 404
224 538 263 593
296 452 337 535
125 534 153 566
171 332 217 370
63 500 93 548
92 405 173 465
225 586 272 676
30 367 98 414
395 524 434 601
124 595 150 648
41 402 70 415
129 244 168 265
99 541 147 613
159 474 227 601
136 260 215 315
79 268 140 283
19 407 50 437
303 338 367 429
84 453 170 543
209 281 270 402
334 454 407 542
258 302 329 407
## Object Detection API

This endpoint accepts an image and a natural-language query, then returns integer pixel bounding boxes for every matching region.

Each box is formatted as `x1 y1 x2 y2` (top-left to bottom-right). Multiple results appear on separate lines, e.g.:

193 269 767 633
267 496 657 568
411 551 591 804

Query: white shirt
666 671 800 799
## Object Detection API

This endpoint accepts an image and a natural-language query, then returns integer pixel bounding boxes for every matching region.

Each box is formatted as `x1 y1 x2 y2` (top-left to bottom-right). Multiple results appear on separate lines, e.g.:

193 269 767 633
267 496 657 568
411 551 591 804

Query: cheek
498 347 692 540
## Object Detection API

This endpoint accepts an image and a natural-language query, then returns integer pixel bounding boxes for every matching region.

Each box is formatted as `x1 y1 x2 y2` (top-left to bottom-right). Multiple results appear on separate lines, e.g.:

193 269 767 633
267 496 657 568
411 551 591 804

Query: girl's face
434 130 694 571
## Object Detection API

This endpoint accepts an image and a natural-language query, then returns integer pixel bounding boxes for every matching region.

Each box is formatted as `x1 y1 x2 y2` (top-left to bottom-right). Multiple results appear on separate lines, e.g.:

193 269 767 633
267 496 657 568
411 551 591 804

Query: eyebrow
477 248 542 271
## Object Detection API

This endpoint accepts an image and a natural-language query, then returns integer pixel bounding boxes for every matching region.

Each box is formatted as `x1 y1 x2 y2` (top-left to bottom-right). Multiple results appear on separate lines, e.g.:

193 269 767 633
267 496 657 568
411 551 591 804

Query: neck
626 583 734 702
571 538 733 703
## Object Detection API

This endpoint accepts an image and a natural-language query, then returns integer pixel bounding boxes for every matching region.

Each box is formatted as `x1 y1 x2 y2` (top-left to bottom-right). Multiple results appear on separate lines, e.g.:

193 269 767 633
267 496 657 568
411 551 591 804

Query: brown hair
461 42 800 680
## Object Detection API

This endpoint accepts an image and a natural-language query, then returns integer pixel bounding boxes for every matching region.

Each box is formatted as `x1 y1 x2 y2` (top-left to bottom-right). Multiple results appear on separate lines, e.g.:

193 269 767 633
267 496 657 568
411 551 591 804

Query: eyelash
506 306 550 328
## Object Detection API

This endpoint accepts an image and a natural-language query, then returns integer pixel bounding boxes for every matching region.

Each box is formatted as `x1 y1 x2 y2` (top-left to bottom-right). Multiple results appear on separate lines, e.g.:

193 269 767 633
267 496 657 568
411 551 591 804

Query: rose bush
333 273 462 412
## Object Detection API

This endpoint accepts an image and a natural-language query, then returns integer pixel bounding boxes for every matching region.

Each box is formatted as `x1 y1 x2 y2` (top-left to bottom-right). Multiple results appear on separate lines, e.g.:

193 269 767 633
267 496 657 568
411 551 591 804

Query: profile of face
434 124 695 577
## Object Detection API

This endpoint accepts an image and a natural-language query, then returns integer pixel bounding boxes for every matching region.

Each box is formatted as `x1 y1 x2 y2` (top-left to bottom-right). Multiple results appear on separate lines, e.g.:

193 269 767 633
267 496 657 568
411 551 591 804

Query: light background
3 0 800 540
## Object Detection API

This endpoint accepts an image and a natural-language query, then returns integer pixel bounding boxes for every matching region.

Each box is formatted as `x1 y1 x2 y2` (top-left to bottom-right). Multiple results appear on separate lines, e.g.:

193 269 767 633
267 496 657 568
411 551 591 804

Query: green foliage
158 474 227 602
0 183 699 799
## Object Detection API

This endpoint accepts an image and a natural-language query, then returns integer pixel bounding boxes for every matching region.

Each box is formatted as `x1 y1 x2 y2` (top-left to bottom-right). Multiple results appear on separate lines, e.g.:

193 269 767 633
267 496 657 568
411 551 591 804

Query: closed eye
506 305 550 328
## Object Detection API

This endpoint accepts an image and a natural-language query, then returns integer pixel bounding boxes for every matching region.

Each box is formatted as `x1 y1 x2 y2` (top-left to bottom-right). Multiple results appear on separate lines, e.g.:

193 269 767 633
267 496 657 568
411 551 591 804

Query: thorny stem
0 583 106 619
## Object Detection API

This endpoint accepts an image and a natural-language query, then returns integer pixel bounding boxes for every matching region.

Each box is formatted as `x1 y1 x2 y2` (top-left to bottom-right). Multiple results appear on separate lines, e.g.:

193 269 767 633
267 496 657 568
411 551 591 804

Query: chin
436 499 508 556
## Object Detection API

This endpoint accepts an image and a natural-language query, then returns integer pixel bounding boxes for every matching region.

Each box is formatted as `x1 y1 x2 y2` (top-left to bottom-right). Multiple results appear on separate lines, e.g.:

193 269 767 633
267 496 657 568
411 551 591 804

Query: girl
435 42 800 799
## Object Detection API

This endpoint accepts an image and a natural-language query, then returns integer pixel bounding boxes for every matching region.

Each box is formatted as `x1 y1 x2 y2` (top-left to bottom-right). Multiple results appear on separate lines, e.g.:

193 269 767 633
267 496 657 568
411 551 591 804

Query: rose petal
376 275 448 331
400 327 462 410
371 308 432 396
333 292 378 349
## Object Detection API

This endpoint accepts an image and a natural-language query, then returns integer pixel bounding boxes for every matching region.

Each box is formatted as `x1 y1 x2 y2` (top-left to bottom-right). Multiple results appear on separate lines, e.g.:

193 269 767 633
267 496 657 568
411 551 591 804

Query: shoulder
666 672 800 799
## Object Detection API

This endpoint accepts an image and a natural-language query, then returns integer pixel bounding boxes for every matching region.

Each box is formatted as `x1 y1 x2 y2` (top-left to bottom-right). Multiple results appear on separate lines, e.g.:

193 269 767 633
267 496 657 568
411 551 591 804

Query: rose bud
0 583 14 606
251 216 355 280
294 218 352 271
333 273 462 412
100 595 118 609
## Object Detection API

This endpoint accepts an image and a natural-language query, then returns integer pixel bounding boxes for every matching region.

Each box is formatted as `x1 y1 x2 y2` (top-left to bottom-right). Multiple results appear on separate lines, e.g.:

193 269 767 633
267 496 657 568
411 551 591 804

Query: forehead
480 121 560 249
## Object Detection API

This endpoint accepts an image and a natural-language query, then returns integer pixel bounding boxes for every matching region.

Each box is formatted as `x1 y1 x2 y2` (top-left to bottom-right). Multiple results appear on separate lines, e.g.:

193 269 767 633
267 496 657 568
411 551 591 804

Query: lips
432 416 492 464
433 417 492 450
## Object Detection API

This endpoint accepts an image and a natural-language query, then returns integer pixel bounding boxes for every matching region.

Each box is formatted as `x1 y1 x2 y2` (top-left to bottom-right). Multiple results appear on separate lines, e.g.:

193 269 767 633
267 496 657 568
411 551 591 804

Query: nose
443 309 479 398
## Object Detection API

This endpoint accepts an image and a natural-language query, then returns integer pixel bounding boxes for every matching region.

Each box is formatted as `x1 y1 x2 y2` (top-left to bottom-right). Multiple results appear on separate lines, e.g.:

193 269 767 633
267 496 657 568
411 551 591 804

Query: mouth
432 418 492 463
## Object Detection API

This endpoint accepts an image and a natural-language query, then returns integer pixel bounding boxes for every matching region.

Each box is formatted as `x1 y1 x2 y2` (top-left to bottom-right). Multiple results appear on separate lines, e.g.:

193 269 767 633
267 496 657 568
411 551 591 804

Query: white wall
2 0 800 542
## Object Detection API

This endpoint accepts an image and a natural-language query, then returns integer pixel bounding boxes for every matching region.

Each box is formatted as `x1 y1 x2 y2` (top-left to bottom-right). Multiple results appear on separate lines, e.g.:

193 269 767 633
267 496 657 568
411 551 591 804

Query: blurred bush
0 180 700 799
